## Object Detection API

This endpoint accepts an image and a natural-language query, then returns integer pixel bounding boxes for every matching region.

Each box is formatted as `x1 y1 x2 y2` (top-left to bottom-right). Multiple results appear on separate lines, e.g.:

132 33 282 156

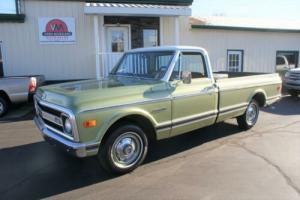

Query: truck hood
37 76 170 113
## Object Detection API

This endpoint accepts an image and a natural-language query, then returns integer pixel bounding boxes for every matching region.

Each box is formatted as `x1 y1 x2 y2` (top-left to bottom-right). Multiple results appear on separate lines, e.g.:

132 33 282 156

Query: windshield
111 51 175 79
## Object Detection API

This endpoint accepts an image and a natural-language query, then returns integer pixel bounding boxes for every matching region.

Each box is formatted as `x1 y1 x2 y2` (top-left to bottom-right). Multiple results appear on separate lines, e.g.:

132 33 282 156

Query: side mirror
182 71 192 84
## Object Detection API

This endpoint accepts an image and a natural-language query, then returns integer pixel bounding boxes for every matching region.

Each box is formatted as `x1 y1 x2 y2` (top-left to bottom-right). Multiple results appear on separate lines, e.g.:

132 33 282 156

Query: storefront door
104 26 130 75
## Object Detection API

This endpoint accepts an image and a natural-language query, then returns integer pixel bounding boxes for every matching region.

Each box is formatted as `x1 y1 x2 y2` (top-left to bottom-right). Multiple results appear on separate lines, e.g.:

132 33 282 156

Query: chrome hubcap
246 103 258 125
111 132 143 169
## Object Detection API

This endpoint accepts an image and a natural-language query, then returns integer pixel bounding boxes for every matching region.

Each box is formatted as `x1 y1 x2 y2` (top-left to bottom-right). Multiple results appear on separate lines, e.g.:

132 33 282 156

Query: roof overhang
84 3 191 16
192 25 300 33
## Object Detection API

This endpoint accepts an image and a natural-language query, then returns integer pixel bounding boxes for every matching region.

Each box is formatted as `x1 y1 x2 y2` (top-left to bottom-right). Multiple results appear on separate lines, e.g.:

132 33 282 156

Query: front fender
95 107 158 143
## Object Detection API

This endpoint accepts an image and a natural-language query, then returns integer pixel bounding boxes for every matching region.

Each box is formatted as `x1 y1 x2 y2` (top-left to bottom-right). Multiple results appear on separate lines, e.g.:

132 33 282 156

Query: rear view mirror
182 71 192 84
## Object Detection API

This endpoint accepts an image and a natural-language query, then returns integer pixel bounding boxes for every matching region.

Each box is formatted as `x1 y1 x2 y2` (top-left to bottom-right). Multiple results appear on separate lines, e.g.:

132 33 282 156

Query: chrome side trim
219 82 281 92
156 110 217 130
172 115 216 129
151 108 167 114
219 103 248 114
80 97 172 113
172 110 218 125
34 95 80 142
267 95 281 101
172 89 218 100
266 95 281 106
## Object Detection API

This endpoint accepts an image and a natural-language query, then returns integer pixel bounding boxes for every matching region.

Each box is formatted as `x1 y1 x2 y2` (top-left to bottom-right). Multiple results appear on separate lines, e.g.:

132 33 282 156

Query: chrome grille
34 99 74 140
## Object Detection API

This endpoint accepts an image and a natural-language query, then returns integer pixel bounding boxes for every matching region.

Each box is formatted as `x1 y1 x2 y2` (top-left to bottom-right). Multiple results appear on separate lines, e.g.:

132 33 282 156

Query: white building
185 17 300 73
0 0 299 81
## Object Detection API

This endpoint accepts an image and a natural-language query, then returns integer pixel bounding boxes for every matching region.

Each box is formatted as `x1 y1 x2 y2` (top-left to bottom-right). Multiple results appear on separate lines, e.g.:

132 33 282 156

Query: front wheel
0 97 8 117
237 100 259 130
98 124 148 174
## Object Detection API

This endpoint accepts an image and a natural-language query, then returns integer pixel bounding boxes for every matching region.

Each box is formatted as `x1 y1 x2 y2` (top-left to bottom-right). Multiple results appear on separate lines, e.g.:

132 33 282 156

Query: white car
0 75 45 116
284 68 300 97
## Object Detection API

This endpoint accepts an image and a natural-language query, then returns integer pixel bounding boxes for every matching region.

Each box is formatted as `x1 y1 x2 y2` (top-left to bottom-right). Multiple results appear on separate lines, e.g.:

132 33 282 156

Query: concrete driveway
0 96 299 200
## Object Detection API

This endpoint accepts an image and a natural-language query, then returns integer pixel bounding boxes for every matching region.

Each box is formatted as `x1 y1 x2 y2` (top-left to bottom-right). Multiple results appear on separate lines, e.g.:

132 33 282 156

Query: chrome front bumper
34 116 99 157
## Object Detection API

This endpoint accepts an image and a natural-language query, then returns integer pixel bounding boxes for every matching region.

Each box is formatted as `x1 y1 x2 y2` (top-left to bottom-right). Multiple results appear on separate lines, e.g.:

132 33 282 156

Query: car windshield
111 51 175 80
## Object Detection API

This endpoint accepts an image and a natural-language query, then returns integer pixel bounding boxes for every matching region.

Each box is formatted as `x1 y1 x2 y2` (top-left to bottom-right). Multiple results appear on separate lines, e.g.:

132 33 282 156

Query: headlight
63 118 72 134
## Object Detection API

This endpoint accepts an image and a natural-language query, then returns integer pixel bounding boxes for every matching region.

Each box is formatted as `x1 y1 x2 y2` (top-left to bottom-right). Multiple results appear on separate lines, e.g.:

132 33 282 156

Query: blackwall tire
98 124 148 174
237 100 259 130
0 97 8 117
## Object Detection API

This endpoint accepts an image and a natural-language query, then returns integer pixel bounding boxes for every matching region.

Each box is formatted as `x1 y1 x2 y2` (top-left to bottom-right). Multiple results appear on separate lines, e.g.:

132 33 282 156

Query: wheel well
101 115 157 146
0 90 11 104
252 93 266 107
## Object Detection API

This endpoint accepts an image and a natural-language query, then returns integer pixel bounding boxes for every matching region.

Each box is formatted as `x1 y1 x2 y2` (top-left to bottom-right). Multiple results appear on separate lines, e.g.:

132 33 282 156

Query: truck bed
213 71 281 123
213 71 269 79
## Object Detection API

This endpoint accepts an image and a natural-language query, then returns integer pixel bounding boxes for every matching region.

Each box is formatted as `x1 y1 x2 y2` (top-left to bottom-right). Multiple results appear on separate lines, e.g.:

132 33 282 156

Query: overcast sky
191 0 300 20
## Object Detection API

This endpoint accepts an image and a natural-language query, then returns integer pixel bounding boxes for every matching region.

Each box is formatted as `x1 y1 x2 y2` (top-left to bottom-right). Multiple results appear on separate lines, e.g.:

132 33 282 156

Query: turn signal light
277 85 282 93
29 77 37 93
83 120 97 128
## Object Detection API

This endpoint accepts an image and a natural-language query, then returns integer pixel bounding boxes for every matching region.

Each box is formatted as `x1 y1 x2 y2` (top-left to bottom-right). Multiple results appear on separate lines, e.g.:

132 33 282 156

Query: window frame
173 51 208 80
111 50 175 79
0 0 25 23
276 51 299 69
143 28 158 48
227 49 244 72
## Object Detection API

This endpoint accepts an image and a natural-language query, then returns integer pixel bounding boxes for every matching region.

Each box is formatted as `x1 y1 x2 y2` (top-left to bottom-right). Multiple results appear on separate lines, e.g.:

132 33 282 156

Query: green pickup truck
34 46 281 174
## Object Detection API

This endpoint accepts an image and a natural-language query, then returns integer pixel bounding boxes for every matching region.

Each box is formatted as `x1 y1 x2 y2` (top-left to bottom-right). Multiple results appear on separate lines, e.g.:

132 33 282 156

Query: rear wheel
288 89 299 97
98 124 148 174
0 97 8 117
237 100 259 130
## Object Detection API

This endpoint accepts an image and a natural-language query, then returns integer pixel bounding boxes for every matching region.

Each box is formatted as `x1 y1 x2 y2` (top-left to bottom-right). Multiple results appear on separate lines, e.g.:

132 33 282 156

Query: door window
106 26 130 53
227 50 243 72
171 52 207 80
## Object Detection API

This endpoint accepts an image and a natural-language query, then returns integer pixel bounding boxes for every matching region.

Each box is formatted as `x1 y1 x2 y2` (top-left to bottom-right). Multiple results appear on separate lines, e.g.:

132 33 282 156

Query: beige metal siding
161 16 176 46
1 1 299 80
179 17 300 73
0 0 95 80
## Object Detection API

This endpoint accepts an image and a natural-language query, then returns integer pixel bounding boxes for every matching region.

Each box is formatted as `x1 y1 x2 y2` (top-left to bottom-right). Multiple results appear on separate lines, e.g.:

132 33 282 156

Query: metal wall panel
0 0 95 80
179 17 300 73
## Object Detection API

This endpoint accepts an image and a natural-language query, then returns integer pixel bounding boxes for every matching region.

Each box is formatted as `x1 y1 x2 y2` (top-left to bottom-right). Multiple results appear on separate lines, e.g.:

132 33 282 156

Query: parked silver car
0 75 45 116
284 68 300 97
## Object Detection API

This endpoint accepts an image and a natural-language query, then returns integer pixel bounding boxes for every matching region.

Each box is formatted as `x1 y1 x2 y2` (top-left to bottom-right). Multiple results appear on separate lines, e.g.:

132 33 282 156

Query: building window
0 0 25 23
0 0 20 14
0 42 3 77
143 29 158 47
275 51 299 76
227 50 244 72
276 51 298 69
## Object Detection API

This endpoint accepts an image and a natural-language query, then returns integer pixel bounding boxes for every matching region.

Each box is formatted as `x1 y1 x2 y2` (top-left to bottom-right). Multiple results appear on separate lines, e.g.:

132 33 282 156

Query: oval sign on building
38 17 76 44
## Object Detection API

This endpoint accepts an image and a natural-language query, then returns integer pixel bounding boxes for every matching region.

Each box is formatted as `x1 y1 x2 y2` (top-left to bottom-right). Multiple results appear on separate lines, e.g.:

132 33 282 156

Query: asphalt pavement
0 96 299 200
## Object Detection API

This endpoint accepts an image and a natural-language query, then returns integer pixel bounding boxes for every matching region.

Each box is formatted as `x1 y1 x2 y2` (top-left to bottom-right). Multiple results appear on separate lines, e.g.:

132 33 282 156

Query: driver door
170 52 218 136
